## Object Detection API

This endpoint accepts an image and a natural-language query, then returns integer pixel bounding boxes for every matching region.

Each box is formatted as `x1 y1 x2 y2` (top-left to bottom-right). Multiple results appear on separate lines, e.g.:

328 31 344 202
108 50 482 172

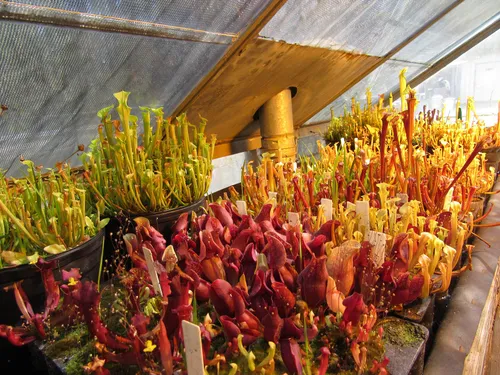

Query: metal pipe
259 88 296 161
0 1 233 45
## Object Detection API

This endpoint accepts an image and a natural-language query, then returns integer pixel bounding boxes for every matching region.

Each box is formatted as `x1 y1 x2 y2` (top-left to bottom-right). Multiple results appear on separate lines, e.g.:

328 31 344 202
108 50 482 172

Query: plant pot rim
128 196 206 218
483 146 500 154
0 229 105 281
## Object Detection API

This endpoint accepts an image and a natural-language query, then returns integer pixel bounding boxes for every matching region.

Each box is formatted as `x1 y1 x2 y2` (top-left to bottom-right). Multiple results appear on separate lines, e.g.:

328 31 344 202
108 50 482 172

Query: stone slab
424 180 500 374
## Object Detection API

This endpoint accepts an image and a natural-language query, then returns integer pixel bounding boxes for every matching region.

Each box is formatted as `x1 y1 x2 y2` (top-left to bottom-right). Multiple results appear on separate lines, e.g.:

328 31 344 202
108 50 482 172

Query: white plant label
321 198 333 221
287 212 300 226
347 201 356 212
236 200 247 215
268 191 278 207
143 247 163 297
292 162 297 172
366 231 386 267
355 200 370 235
182 320 204 375
443 187 454 211
341 137 345 147
396 193 408 204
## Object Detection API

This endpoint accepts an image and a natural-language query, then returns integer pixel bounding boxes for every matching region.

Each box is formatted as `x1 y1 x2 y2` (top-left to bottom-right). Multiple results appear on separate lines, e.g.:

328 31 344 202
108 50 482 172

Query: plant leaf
1 251 27 265
97 105 114 121
44 244 66 255
85 216 96 230
27 252 40 265
97 218 110 231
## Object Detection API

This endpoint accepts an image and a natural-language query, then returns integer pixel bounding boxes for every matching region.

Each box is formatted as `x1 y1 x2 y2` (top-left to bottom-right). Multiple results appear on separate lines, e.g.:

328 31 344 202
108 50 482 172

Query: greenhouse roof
0 0 499 175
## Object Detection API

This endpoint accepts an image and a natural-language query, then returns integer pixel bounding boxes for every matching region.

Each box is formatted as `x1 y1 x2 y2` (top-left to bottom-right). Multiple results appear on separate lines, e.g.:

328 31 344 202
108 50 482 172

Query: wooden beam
183 39 382 143
213 134 261 159
173 0 289 116
178 0 462 154
463 258 500 375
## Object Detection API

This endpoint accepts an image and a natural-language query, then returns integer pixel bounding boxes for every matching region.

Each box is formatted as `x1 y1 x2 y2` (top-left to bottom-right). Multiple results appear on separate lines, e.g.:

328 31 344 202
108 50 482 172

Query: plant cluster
0 161 106 268
230 77 497 304
0 91 215 269
417 97 500 152
81 92 216 215
323 89 385 147
1 207 393 374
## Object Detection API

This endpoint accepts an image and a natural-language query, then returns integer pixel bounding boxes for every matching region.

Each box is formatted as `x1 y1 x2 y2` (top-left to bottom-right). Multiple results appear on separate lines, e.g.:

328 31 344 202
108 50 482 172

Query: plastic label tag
287 212 300 226
366 231 386 267
143 247 162 297
182 321 204 375
321 198 333 221
236 200 247 215
355 200 370 235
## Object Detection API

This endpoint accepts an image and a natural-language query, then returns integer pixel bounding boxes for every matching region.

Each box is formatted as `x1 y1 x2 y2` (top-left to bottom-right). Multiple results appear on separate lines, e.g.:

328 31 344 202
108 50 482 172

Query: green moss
382 319 424 347
64 341 95 375
45 325 89 358
44 325 95 375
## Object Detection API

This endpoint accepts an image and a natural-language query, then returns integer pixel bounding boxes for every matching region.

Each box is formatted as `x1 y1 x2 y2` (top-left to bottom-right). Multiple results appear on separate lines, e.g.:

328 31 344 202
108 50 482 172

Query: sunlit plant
0 160 106 268
81 91 216 215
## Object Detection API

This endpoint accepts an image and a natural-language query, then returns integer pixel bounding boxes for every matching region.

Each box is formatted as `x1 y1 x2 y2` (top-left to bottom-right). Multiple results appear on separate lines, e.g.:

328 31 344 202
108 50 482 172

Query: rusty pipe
258 88 296 161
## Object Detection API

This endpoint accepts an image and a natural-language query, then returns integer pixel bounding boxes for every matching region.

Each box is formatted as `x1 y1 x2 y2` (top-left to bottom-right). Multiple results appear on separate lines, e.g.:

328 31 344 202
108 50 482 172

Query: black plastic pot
0 230 105 326
103 197 207 263
470 195 485 220
134 197 206 239
485 149 500 182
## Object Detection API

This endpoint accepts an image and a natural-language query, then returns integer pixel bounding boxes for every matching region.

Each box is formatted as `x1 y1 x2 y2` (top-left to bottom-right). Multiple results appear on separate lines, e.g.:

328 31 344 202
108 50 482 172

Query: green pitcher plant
0 160 107 268
81 91 216 214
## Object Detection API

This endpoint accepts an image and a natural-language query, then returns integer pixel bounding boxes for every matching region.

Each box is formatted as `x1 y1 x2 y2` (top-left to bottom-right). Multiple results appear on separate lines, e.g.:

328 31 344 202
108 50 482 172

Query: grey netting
260 0 455 57
7 0 269 34
305 0 500 124
0 21 227 175
414 30 500 126
0 0 272 176
307 61 425 123
394 0 500 64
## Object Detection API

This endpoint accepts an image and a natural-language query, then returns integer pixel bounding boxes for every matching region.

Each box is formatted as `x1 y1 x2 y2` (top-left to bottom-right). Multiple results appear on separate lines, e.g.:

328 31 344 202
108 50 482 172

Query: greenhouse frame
0 0 500 374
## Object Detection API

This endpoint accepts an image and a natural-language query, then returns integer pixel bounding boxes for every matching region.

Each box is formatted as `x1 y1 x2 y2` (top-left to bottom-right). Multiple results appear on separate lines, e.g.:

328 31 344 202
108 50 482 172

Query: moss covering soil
44 325 95 375
381 318 426 347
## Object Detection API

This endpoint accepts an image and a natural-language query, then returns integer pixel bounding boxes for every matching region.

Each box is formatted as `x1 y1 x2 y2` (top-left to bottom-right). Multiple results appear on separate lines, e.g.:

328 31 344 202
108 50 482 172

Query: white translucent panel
298 134 325 157
307 61 425 123
9 0 271 33
415 30 500 126
209 151 259 194
260 0 455 56
0 21 228 176
394 0 500 64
